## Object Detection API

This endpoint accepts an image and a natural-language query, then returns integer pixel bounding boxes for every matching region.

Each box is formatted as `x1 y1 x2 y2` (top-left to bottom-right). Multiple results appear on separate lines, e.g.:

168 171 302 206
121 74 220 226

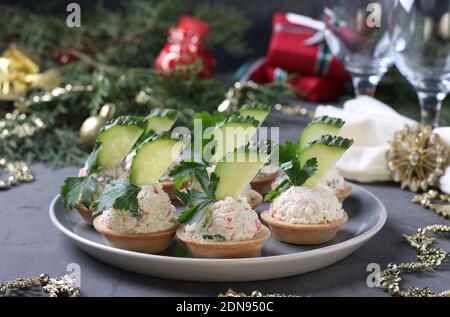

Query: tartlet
161 177 189 200
247 189 263 209
272 177 352 203
261 211 348 245
250 168 280 195
177 225 270 258
74 203 96 226
94 216 177 254
335 182 352 203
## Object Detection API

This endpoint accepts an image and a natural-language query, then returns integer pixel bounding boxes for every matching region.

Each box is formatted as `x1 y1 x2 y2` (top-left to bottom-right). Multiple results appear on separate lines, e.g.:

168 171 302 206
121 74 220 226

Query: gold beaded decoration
0 158 34 189
0 84 95 190
0 273 80 297
387 124 449 192
219 288 299 297
378 224 450 297
0 84 94 141
273 103 314 118
412 190 450 219
216 81 313 118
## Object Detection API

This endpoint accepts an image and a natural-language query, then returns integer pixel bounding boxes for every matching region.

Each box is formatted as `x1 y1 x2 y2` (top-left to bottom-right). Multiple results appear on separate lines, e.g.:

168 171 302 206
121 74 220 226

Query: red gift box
239 57 344 102
264 65 344 102
267 12 349 81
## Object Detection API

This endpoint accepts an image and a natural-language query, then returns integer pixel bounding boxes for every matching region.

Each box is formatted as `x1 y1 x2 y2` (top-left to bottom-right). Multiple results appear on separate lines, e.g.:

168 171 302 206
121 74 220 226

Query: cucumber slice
145 108 178 133
299 135 353 187
214 148 269 200
96 116 145 168
237 102 271 125
130 132 186 186
298 115 345 150
211 115 259 163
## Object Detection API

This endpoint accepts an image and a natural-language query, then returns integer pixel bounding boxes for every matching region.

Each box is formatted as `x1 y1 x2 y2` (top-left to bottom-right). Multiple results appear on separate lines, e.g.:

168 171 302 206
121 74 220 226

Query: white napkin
314 96 450 193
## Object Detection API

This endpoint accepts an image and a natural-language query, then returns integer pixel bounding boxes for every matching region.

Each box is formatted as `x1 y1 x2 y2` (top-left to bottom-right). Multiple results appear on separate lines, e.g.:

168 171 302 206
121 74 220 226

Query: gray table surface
1 113 449 297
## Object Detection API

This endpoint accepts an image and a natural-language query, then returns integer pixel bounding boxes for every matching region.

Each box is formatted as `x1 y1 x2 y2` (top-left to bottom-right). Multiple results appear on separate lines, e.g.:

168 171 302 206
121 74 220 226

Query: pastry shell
335 183 352 203
161 178 189 200
176 225 271 258
93 216 177 254
261 211 348 245
74 203 96 226
248 189 263 209
250 169 280 195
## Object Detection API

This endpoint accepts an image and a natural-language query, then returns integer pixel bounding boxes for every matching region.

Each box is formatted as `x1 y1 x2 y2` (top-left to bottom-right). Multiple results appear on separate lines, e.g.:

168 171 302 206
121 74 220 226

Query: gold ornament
0 45 61 100
378 224 450 297
0 84 94 143
386 124 449 192
80 103 116 149
0 273 80 297
0 158 34 190
219 288 299 297
412 190 450 219
0 84 92 191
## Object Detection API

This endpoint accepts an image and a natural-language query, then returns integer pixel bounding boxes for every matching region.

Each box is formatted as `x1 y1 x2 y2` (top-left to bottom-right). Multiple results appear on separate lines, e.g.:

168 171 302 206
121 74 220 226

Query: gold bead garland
378 224 450 297
412 190 450 219
387 124 449 192
0 84 94 141
0 273 80 297
274 103 314 118
219 289 299 297
0 158 34 189
216 81 313 118
0 84 94 190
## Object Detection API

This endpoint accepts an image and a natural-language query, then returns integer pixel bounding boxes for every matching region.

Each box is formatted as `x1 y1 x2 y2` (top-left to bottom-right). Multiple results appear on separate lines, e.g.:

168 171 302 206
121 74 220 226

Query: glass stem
416 90 445 127
351 75 380 97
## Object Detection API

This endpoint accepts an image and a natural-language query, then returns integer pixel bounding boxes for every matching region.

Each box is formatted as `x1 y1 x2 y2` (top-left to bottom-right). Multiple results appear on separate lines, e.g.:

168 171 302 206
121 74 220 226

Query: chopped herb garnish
202 234 226 241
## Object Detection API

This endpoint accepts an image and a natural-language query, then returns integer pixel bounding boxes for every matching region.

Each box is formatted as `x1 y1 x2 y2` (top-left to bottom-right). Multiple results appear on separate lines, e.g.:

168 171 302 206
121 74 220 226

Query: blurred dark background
0 0 323 72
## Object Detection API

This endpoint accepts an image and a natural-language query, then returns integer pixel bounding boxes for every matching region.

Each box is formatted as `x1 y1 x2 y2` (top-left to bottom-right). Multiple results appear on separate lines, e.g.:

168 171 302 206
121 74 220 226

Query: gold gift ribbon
0 45 60 100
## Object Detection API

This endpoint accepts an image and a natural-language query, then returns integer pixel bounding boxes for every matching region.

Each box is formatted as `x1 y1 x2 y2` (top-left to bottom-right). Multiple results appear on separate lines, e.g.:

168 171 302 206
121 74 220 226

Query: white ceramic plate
49 184 386 282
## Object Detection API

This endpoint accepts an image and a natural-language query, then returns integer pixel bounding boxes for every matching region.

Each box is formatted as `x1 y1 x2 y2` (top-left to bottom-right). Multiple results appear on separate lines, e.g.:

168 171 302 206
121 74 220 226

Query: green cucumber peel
102 115 147 130
304 134 354 150
215 114 260 129
238 101 271 112
309 115 345 129
148 108 179 121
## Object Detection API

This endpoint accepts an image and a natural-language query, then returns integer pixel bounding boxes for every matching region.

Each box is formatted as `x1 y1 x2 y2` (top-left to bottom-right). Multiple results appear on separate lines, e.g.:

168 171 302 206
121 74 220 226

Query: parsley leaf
279 140 298 165
84 143 102 173
176 188 206 206
264 157 318 202
93 179 141 219
282 157 318 186
60 175 97 211
194 169 219 199
264 178 291 202
175 164 219 224
194 111 226 149
169 160 209 190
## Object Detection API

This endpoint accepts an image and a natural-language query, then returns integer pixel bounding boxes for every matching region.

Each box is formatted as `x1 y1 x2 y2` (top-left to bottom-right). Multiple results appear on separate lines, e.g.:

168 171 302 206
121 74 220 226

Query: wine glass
390 0 450 127
324 0 395 96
